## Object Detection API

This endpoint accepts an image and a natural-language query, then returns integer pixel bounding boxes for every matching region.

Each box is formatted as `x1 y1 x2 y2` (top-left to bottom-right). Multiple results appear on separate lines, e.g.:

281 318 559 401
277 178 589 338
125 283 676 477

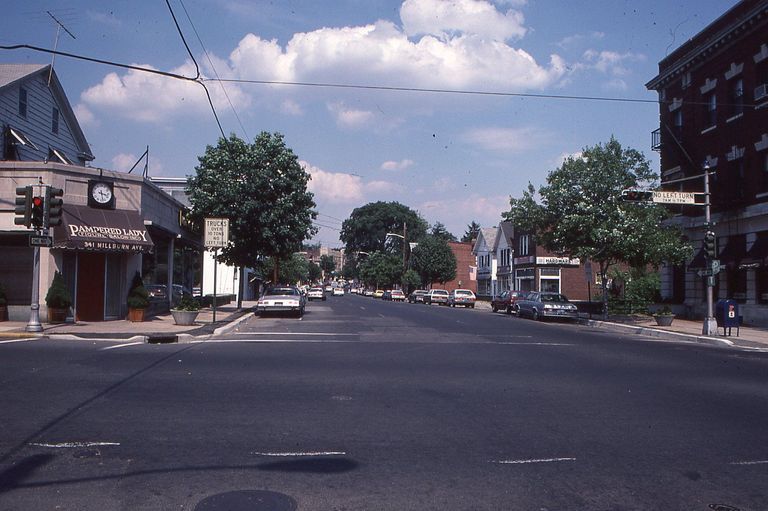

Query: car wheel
492 304 498 312
532 309 540 321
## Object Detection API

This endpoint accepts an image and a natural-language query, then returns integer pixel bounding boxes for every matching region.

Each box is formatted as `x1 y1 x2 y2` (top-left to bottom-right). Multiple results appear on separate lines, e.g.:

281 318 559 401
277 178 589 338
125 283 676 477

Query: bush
45 271 73 309
127 272 150 309
173 295 200 311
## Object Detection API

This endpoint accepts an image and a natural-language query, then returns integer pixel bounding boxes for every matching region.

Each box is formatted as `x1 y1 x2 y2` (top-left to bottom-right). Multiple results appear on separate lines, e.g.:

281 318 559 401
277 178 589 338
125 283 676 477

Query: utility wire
164 0 199 80
178 0 251 142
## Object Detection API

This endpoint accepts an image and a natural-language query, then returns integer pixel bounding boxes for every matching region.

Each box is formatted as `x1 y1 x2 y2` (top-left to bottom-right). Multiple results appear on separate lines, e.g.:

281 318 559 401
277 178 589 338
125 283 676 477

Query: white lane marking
227 332 357 336
100 341 144 350
251 451 346 457
729 460 768 465
30 441 120 448
359 306 366 310
0 338 37 344
496 342 574 346
492 457 576 465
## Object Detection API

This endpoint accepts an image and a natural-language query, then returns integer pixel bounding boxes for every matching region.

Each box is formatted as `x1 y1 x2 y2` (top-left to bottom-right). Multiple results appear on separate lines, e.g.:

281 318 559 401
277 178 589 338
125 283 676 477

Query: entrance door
76 252 105 321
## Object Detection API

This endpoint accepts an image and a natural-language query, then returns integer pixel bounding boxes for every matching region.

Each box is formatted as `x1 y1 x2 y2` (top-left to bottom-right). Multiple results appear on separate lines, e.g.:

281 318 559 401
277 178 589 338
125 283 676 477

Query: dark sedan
491 290 526 314
516 291 578 321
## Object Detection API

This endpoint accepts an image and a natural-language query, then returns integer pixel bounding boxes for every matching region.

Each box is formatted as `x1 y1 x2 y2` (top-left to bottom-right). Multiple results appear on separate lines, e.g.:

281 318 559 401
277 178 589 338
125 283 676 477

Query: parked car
390 290 406 301
332 287 345 296
307 287 326 301
382 290 393 300
146 284 168 301
256 286 306 317
372 289 385 298
448 289 476 308
325 285 333 292
364 289 375 297
491 290 526 314
408 290 428 303
516 291 578 321
424 289 450 305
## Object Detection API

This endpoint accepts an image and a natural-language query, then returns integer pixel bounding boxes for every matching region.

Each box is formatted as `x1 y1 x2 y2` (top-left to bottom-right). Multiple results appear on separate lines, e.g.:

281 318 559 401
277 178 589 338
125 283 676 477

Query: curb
213 311 255 336
579 318 735 348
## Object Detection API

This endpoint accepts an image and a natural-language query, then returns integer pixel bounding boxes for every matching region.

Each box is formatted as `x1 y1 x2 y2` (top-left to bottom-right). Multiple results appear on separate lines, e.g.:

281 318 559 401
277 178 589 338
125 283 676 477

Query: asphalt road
1 294 767 510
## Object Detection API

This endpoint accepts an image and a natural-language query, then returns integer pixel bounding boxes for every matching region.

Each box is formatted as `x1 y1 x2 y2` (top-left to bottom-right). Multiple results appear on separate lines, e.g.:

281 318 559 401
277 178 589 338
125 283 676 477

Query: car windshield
540 293 569 303
266 287 298 296
433 290 449 295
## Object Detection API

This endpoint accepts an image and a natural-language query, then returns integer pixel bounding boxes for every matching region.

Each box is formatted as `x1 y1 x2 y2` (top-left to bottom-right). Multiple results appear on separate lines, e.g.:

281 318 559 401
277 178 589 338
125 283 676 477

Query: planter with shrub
127 272 150 322
171 295 200 326
653 305 675 326
45 271 72 323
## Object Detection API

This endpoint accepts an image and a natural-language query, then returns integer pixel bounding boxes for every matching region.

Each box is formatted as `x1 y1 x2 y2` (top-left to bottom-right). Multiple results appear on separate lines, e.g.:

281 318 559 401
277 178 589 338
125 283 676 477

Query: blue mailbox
715 299 740 336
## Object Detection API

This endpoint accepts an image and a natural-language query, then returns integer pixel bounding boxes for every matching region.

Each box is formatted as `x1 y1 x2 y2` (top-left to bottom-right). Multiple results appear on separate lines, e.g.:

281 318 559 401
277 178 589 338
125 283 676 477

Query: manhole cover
195 490 296 511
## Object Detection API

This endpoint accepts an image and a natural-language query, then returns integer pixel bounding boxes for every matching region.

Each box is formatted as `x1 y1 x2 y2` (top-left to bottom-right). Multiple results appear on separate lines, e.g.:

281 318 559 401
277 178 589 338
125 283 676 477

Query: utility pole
403 222 407 271
702 162 718 336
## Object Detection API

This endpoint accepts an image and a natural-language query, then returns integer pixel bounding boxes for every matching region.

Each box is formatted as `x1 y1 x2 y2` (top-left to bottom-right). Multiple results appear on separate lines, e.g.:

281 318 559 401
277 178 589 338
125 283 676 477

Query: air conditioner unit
756 83 768 101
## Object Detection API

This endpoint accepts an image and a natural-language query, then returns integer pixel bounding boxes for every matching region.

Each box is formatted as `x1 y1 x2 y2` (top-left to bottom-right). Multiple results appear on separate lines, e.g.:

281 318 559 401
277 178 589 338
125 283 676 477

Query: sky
0 0 737 247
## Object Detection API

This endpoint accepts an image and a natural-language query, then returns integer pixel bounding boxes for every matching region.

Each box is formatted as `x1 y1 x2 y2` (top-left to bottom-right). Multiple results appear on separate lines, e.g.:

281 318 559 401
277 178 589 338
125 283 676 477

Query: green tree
340 201 428 257
401 269 422 293
430 221 457 242
263 253 310 285
505 137 691 316
411 235 457 286
187 132 317 287
461 220 481 242
358 252 402 289
308 261 322 283
319 254 336 276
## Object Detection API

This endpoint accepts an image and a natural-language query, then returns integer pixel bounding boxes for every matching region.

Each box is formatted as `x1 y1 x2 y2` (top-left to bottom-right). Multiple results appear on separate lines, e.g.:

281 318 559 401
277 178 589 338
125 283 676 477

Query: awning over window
52 205 153 253
740 233 768 268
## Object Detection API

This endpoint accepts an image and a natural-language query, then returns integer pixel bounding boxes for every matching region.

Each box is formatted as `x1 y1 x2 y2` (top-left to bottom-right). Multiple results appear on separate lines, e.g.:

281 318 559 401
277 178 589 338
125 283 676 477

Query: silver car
516 291 578 321
256 286 306 317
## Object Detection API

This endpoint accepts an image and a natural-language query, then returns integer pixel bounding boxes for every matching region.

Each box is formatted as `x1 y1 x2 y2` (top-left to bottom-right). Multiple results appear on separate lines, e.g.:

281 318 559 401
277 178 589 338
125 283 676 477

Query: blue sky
1 0 735 246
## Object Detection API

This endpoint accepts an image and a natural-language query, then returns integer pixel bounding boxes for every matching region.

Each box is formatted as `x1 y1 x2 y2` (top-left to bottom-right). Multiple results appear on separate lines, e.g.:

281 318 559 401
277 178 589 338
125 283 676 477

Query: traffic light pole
702 165 717 336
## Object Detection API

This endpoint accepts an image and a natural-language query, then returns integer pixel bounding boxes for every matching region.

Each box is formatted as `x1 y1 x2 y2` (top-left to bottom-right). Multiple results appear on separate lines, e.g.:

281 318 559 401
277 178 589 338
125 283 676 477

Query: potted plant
653 305 675 326
0 280 8 322
171 295 201 326
127 272 150 322
45 271 72 323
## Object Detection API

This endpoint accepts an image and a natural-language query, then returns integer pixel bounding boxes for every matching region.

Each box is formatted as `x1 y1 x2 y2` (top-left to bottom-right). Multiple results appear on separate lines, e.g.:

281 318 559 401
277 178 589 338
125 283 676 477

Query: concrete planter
654 314 675 326
171 310 199 326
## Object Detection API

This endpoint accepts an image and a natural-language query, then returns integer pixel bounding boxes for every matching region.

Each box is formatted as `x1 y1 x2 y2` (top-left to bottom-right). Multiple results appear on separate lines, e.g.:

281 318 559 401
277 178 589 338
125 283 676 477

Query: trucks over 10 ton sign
204 218 229 248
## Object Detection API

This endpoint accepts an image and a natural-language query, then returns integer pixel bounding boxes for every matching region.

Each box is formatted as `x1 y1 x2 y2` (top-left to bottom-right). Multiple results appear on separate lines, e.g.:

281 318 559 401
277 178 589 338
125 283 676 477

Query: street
1 294 767 510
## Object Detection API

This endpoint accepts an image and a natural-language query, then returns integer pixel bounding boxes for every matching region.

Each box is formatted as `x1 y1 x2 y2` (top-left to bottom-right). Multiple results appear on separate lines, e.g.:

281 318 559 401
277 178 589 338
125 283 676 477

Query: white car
332 287 345 296
256 286 306 317
307 287 326 301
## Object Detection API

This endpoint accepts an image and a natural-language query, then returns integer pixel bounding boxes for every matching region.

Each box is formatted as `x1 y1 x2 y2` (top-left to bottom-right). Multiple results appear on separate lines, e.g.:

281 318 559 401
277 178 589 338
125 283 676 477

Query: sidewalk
473 300 768 352
0 301 258 342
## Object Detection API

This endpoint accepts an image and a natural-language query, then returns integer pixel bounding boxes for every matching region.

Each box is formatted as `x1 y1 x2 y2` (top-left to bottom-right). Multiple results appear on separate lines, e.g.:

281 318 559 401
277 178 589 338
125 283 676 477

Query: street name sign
29 235 53 247
697 259 721 277
651 191 705 205
204 218 230 248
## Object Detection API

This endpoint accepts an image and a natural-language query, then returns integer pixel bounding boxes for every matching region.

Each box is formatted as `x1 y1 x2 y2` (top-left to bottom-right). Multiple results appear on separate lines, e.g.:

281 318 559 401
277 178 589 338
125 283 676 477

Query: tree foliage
262 253 310 285
340 201 428 257
430 221 457 242
411 235 457 286
319 254 336 275
461 220 481 242
187 132 317 270
308 261 322 283
401 269 422 293
505 137 691 314
358 252 402 289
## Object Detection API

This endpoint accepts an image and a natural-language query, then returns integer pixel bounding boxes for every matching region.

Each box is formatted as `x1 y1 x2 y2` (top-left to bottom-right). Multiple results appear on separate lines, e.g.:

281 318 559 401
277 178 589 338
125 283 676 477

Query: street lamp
386 232 407 270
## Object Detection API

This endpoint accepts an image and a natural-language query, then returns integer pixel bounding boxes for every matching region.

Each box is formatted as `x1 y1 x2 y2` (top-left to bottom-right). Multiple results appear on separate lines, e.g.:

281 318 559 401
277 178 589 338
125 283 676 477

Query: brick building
432 241 477 293
645 0 768 325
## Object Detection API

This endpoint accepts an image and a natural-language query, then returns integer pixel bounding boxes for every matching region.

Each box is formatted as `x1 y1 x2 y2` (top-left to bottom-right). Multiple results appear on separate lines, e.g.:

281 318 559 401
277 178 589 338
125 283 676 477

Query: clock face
91 182 113 204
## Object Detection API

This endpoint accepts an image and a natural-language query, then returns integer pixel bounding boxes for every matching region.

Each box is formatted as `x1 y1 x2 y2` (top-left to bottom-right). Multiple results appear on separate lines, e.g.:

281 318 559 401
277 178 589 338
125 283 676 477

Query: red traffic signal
621 189 653 202
31 195 44 229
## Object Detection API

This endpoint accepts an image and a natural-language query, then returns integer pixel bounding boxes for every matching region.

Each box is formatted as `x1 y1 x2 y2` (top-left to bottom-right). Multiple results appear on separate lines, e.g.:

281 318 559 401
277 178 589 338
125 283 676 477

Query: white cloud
327 102 374 128
556 31 604 50
381 159 414 171
400 0 527 41
418 193 510 233
80 61 251 123
280 99 303 115
464 126 547 152
303 162 365 203
74 103 98 127
111 152 165 174
366 180 404 194
580 49 645 77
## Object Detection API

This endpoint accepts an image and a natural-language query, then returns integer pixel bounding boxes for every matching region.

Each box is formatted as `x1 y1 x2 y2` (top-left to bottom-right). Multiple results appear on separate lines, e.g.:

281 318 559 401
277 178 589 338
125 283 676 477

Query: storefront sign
204 218 230 248
514 256 535 265
536 256 580 266
52 205 154 253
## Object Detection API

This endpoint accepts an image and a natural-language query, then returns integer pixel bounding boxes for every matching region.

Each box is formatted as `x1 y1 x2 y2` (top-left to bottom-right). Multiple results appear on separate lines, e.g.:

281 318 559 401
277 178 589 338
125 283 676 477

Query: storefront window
516 268 534 292
539 267 561 293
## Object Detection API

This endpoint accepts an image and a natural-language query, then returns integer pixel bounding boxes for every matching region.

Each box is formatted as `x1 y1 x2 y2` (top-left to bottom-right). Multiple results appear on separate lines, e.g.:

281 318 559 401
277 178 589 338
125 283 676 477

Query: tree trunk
236 266 244 309
273 258 280 284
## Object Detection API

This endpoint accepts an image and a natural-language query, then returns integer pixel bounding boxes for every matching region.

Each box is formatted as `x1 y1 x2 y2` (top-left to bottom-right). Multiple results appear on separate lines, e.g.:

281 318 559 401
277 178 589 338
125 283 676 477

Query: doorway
76 252 105 321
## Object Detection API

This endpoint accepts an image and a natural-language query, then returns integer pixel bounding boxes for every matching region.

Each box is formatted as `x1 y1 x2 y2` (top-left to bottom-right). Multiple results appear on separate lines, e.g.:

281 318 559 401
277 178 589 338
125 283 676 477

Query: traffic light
31 195 44 229
703 231 716 260
621 190 653 202
45 186 64 227
14 186 32 227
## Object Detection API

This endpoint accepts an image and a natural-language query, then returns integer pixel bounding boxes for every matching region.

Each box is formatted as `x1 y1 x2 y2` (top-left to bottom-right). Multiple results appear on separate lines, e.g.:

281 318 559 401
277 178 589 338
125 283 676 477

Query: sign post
204 218 230 322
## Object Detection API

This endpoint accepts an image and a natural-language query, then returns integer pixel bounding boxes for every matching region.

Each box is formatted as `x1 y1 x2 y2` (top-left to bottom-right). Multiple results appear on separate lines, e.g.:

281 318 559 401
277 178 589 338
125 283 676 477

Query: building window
682 72 691 89
18 87 27 118
705 92 716 128
539 267 561 293
673 109 683 137
729 78 744 117
52 107 59 134
519 235 530 256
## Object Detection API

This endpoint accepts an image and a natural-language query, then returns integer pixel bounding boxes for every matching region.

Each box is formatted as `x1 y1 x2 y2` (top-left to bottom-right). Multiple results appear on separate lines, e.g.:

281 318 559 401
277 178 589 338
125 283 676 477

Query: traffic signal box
46 186 64 227
621 190 653 202
703 231 716 260
14 186 33 227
